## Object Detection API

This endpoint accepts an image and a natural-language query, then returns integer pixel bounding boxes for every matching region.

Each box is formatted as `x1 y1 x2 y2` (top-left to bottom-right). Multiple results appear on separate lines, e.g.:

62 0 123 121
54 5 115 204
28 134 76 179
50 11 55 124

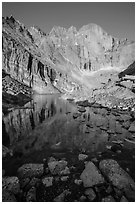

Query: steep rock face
2 16 135 97
30 23 134 72
2 16 59 94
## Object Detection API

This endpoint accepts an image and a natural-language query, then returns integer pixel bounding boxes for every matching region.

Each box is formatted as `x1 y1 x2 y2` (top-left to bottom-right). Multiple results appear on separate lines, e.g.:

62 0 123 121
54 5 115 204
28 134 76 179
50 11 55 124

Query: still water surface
3 94 135 177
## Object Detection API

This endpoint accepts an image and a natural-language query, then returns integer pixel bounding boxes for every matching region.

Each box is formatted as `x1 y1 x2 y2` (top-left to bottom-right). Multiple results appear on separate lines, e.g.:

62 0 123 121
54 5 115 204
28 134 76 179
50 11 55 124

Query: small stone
42 177 53 187
84 188 96 201
78 153 88 161
61 176 69 182
80 162 104 187
74 179 82 185
26 187 36 202
101 195 115 202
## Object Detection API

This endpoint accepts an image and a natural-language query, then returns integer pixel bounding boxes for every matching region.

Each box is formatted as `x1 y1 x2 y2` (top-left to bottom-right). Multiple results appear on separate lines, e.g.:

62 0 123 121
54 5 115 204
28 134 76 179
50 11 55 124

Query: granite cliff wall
2 16 135 96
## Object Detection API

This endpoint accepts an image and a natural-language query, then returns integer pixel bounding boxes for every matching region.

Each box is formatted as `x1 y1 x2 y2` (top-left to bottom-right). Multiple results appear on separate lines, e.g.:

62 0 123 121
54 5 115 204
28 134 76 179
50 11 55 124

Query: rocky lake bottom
2 94 135 202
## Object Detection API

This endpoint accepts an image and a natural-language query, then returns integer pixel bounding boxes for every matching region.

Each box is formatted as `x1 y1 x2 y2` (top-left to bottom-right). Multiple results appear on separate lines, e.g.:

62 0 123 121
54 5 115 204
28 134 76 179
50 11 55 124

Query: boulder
99 159 135 201
80 161 104 187
48 160 68 175
2 176 20 195
17 163 44 179
2 189 17 202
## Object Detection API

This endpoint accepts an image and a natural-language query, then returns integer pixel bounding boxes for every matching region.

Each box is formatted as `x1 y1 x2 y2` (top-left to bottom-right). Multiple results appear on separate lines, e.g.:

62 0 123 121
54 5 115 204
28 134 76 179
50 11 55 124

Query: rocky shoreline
2 155 135 202
2 98 135 202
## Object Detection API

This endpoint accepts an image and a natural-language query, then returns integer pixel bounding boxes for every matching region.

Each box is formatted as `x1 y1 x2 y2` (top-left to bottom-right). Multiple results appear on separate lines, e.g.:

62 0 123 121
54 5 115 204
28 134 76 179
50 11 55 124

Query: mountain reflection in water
3 94 110 158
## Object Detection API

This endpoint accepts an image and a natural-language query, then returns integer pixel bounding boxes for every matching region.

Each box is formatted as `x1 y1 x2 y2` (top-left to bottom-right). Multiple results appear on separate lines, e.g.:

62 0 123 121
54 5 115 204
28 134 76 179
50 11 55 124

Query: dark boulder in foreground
80 161 104 187
99 159 135 201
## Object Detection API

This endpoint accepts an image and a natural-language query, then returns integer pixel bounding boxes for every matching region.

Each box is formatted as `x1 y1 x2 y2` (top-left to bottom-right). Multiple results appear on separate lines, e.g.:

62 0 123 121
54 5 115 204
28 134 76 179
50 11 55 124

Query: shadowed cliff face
2 16 135 97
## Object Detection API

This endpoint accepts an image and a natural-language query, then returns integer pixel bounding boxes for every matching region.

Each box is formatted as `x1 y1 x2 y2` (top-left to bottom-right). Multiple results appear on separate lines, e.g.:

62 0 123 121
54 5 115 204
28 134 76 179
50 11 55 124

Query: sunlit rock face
2 16 59 94
2 16 135 96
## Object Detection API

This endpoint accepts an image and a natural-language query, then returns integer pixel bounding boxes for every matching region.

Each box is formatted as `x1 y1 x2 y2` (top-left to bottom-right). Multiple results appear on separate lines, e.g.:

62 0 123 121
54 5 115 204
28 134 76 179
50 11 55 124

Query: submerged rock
78 107 86 113
80 161 104 187
73 112 81 119
128 122 135 133
17 163 44 179
2 145 12 158
99 159 135 201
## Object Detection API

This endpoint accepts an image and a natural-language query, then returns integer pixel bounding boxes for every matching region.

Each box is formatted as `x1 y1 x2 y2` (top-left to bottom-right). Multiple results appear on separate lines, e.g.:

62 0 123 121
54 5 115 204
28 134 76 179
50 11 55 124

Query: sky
2 2 135 41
